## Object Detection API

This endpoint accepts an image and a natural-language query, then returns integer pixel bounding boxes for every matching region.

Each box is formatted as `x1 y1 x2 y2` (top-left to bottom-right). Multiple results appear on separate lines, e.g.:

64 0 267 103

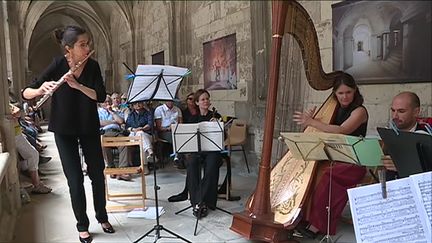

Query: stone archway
15 1 133 116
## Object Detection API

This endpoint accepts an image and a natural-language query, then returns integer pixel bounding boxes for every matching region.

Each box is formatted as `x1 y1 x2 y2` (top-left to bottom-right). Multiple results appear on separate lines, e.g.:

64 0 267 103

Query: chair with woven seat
224 119 250 173
101 135 147 212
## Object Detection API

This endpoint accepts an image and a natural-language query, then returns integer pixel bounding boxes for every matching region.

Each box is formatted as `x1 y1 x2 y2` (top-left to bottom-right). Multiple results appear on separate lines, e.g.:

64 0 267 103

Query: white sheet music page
410 172 432 230
348 173 432 243
199 121 224 152
128 65 189 103
171 123 199 153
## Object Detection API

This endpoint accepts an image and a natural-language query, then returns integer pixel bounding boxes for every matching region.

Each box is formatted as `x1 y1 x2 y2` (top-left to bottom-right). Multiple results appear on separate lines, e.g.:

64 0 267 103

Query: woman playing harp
293 75 368 237
22 26 114 243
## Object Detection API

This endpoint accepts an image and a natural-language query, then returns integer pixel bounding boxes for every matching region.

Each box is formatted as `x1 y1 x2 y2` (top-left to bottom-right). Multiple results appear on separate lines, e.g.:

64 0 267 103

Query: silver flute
34 50 95 110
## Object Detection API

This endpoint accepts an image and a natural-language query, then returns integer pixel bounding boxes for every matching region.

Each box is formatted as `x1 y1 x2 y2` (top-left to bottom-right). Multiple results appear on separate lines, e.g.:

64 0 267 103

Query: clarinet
34 50 95 110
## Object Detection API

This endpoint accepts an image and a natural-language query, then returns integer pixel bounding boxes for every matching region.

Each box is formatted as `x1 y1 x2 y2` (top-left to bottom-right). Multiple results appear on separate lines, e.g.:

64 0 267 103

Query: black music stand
280 132 384 243
171 122 231 236
377 127 432 178
127 65 191 243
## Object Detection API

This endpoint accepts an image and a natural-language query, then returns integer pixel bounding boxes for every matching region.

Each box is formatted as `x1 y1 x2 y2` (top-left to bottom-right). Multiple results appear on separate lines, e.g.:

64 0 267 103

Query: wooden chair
101 136 147 212
224 119 250 173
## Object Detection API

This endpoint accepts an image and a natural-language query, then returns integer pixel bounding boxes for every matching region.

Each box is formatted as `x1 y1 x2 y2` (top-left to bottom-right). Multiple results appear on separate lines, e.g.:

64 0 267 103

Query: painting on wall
203 34 237 90
332 1 431 84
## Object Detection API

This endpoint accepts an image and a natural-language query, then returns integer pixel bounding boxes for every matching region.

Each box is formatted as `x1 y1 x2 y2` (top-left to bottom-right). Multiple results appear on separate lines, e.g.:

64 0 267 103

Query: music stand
280 132 384 243
171 121 231 236
377 127 432 178
127 65 191 243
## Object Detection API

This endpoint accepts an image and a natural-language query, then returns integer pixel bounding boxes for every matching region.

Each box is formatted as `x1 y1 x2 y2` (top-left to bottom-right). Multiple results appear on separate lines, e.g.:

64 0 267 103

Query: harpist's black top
333 104 368 137
23 56 106 135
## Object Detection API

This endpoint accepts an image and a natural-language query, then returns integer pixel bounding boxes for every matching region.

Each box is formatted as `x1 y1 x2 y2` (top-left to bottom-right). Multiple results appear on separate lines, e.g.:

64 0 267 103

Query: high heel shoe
79 234 93 243
101 222 115 233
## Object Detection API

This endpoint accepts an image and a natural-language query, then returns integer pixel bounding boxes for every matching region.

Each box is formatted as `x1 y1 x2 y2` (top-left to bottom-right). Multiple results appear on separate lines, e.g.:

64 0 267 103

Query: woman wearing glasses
182 92 198 123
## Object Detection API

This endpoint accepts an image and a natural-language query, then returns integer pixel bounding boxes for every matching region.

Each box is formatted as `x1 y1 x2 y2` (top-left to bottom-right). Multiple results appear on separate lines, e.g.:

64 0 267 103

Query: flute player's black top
22 56 106 135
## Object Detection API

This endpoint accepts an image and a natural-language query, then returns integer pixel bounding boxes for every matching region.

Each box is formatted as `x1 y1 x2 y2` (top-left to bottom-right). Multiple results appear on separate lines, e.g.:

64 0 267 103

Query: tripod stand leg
320 149 335 243
133 226 156 243
175 205 192 215
134 225 192 243
194 215 199 236
134 123 191 243
162 226 192 243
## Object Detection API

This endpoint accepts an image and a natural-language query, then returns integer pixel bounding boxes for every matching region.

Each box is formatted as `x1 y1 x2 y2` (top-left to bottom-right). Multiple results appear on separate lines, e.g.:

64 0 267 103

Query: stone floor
12 129 356 243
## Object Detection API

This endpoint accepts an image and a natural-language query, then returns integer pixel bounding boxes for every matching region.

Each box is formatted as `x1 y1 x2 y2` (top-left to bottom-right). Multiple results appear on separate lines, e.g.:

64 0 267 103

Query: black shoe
192 204 208 218
101 222 115 233
39 156 52 165
79 234 93 243
201 205 208 217
168 192 188 202
295 225 317 239
192 206 200 218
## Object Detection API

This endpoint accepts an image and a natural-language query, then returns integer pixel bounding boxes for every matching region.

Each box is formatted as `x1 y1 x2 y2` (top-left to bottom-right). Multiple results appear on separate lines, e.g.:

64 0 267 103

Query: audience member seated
23 102 44 133
154 101 182 164
10 103 52 194
98 95 132 181
181 92 199 123
110 92 121 112
126 101 155 172
119 93 131 120
382 92 429 180
8 82 50 164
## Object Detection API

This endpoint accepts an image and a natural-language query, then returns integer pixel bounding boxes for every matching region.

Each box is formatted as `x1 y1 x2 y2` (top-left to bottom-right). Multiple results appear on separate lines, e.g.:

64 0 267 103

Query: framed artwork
203 34 237 90
332 1 431 84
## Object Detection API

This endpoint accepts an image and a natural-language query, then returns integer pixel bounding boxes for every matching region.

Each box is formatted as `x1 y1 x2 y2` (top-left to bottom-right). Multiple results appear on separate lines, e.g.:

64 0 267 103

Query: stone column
5 1 25 95
0 2 22 241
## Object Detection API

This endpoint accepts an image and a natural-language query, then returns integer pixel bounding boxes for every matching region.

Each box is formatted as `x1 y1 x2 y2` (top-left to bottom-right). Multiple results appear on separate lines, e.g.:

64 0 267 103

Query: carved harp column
230 1 343 242
230 2 291 242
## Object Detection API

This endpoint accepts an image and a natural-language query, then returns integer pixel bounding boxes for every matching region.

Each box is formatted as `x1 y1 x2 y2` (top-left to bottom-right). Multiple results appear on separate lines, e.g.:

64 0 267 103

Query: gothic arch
19 1 133 90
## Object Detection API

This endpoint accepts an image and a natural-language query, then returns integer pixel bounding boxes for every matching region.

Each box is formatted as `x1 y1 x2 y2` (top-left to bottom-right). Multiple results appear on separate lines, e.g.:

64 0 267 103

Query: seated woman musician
292 74 368 237
186 89 223 218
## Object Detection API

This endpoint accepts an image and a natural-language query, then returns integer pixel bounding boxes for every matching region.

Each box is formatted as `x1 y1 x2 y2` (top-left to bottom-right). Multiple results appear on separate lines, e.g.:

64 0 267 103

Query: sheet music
281 132 358 163
348 174 432 243
199 121 224 151
281 132 383 166
411 172 432 226
171 123 199 153
171 121 224 153
128 65 189 103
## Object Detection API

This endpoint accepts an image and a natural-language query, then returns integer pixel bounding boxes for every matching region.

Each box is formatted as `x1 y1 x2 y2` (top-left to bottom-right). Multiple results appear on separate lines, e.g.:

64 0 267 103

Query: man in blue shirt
98 95 132 181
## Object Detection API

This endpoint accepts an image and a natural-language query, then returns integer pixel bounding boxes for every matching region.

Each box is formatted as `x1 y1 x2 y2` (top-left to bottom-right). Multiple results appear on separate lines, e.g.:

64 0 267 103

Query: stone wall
0 3 22 241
